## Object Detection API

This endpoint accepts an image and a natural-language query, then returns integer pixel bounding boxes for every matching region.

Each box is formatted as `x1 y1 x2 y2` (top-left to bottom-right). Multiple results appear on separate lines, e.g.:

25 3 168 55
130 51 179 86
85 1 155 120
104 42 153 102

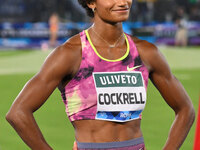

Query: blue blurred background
0 0 199 49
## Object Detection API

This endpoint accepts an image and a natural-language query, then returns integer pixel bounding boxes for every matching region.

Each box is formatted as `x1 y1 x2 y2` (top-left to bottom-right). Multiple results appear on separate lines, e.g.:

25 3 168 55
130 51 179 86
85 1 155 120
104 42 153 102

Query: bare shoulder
132 36 157 49
38 33 82 79
54 33 82 58
63 33 82 49
51 33 81 65
130 36 164 72
130 36 158 56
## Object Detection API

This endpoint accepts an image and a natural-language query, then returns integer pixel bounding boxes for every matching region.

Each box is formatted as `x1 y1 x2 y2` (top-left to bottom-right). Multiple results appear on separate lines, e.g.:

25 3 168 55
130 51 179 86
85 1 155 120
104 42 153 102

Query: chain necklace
92 28 124 48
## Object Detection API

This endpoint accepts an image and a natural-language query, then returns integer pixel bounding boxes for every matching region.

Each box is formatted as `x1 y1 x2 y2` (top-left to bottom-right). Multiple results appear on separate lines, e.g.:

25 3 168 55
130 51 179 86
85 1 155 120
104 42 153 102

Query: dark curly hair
78 0 95 17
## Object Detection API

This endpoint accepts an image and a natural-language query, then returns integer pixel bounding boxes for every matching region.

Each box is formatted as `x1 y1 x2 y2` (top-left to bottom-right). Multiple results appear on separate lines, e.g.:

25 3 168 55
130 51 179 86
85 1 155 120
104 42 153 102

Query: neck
91 16 124 43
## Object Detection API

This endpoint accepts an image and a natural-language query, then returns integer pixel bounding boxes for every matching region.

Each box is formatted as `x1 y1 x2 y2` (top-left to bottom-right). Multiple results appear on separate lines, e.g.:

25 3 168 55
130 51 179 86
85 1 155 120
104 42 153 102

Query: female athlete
6 0 195 150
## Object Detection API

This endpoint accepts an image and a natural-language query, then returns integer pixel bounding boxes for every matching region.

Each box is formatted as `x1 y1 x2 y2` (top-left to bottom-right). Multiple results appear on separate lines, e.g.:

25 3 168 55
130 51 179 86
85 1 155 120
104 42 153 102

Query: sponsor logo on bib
93 71 146 122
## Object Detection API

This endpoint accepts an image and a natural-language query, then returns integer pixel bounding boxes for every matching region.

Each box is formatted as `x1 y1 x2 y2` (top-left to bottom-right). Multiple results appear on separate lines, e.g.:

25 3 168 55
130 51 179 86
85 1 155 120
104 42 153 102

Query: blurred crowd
0 0 200 48
0 0 200 23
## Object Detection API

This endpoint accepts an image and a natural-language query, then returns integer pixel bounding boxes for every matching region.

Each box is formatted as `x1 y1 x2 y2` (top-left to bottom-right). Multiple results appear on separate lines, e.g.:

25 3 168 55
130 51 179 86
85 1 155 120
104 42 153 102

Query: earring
92 8 96 12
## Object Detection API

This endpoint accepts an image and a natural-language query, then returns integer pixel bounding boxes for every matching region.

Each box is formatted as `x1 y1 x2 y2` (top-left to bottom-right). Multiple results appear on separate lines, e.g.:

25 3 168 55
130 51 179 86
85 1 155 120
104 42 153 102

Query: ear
87 1 96 10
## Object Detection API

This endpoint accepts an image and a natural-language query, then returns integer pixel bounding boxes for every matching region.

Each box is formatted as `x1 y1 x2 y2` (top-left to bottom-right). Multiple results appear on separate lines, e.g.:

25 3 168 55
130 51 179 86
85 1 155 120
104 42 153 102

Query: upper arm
135 40 193 113
149 51 191 113
9 34 82 113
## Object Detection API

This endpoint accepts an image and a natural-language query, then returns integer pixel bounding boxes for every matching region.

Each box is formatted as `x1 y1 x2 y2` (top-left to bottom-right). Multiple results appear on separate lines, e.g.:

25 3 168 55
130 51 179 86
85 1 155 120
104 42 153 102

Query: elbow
187 101 196 124
189 105 195 125
176 103 196 125
182 103 195 125
6 109 18 125
6 108 27 126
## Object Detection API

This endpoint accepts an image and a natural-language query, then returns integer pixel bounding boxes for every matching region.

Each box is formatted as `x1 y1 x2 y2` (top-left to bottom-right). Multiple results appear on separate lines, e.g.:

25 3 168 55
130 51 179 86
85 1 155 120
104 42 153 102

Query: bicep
149 50 191 113
13 73 59 112
150 72 191 113
11 45 79 113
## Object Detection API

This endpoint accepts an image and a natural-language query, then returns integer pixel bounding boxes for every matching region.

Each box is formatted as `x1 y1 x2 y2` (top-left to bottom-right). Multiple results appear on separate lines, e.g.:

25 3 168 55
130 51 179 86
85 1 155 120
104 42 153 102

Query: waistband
77 137 144 149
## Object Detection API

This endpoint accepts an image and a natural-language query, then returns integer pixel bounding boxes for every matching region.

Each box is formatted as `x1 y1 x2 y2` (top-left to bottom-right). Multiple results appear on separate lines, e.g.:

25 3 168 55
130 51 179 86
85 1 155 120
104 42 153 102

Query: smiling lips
112 8 129 12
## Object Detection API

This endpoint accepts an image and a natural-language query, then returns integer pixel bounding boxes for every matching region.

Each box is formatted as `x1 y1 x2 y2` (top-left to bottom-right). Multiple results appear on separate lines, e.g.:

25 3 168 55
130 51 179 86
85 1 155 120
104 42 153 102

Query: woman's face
89 0 132 23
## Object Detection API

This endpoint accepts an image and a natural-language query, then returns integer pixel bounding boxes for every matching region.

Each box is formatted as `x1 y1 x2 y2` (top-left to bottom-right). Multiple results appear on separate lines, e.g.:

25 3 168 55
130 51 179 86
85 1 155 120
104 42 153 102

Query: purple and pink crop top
61 30 149 122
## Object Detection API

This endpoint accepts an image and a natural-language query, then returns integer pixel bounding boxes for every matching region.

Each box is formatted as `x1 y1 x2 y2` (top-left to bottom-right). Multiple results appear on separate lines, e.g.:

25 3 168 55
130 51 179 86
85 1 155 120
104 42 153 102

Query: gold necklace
92 28 124 48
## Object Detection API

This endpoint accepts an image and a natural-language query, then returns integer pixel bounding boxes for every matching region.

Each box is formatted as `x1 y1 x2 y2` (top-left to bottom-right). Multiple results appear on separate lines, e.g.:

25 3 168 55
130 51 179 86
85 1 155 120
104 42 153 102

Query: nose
117 0 129 7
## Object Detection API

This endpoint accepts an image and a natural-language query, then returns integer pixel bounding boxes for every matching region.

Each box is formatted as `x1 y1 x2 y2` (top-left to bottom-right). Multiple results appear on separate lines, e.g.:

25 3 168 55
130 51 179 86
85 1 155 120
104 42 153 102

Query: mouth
112 8 129 12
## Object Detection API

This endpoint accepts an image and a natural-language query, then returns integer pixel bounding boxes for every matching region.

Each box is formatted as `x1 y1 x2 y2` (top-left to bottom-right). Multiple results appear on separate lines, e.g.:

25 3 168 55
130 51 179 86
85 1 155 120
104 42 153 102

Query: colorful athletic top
61 30 149 122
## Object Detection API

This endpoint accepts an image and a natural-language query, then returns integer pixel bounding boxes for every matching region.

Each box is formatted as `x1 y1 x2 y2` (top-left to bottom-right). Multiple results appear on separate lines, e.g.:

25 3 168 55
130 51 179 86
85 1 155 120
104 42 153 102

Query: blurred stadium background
0 0 200 49
0 0 200 150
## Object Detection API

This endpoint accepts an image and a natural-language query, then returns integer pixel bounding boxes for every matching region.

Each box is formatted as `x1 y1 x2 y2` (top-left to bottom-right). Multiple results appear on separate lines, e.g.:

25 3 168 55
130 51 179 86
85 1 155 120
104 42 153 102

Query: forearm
163 107 195 150
6 110 52 150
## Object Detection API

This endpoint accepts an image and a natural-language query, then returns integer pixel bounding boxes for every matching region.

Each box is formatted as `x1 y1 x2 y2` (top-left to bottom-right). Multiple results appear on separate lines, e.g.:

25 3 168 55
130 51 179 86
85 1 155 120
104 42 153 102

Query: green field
0 47 200 150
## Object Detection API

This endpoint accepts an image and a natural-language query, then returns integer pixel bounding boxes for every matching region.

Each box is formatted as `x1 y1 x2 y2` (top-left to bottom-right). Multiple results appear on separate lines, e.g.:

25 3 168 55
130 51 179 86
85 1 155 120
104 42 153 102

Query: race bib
93 71 146 122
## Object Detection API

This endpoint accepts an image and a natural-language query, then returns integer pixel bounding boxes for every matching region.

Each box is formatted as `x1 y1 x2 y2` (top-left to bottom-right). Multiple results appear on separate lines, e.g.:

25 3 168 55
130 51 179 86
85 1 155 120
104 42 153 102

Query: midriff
72 119 142 143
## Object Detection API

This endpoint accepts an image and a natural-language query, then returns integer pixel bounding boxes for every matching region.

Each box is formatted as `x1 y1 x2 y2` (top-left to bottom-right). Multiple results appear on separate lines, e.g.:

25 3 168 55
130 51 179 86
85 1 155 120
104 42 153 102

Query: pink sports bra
61 30 149 122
